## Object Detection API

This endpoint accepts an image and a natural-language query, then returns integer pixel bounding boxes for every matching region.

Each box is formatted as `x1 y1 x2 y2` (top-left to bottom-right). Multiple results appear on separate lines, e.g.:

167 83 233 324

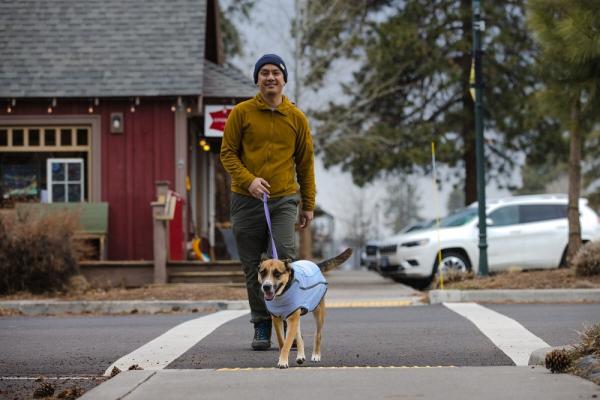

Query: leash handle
263 193 279 259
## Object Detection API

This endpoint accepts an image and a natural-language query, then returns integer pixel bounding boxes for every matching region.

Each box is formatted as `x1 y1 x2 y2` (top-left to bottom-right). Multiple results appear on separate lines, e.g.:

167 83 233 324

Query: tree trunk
295 0 312 260
461 0 477 206
566 98 582 264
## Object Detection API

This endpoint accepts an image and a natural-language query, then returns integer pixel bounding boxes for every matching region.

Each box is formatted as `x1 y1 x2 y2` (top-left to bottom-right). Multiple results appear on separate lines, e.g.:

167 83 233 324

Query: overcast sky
225 0 515 240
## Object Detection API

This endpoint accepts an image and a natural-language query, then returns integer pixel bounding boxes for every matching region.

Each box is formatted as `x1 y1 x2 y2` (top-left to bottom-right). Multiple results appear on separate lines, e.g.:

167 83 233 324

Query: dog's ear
282 258 293 271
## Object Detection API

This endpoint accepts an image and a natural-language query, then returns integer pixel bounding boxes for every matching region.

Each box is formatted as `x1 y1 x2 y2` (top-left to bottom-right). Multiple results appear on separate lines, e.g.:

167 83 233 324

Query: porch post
151 181 170 284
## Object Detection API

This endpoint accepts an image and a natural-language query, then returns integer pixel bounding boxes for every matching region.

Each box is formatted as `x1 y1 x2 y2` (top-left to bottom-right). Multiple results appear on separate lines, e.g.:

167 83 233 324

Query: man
220 54 316 350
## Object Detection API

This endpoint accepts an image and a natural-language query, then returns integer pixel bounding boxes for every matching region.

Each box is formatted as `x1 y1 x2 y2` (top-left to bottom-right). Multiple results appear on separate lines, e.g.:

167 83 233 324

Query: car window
488 205 519 226
519 204 567 223
439 208 478 227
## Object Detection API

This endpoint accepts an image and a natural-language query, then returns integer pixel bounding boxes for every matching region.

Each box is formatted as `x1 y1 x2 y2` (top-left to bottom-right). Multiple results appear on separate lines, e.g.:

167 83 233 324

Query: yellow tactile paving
217 365 455 372
325 300 414 308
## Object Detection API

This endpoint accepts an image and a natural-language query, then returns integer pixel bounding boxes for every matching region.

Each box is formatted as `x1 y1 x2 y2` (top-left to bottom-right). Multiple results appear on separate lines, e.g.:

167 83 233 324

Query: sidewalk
80 366 600 400
1 270 599 315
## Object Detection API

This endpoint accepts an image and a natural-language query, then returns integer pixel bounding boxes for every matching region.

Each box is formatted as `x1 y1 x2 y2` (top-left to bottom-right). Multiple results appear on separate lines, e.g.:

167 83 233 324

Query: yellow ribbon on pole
431 142 444 289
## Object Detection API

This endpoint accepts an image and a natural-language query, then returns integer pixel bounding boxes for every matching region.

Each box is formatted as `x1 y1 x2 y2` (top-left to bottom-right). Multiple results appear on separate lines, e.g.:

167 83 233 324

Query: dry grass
438 267 600 290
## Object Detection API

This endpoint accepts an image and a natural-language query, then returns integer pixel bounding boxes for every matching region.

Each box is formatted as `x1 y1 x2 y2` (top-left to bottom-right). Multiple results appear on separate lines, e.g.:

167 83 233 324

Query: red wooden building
0 0 255 260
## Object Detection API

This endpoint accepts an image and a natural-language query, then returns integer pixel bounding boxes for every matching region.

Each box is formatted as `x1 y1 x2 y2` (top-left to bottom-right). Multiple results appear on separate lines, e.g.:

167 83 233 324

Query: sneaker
252 320 271 350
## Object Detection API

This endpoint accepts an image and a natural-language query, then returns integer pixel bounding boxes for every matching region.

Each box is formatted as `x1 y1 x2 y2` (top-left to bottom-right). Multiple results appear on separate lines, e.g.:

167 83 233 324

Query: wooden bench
16 202 109 260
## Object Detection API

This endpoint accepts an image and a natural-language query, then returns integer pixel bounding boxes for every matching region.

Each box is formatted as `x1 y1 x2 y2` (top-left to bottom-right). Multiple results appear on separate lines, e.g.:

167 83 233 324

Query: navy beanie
253 54 288 84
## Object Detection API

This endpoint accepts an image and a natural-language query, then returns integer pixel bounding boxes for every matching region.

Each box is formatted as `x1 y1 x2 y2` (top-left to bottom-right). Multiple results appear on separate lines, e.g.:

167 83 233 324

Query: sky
225 0 516 240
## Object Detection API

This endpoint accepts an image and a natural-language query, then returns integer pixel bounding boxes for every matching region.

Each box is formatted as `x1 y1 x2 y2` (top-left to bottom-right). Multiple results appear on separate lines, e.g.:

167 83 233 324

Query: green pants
230 192 300 324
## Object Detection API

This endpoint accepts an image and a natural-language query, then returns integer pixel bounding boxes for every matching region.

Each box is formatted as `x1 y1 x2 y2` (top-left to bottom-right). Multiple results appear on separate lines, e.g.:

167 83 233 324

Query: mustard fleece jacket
220 94 316 211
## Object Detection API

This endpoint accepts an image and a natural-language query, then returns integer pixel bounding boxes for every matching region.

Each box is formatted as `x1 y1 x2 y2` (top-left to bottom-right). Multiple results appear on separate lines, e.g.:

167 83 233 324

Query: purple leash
263 193 278 259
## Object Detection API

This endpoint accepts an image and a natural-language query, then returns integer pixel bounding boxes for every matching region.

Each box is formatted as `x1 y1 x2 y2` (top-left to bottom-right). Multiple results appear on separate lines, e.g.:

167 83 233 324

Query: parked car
371 194 600 289
362 220 434 270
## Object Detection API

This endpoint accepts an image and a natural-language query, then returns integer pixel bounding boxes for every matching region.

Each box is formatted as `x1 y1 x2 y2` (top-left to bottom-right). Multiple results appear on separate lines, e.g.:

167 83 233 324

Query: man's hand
248 178 271 199
299 210 314 229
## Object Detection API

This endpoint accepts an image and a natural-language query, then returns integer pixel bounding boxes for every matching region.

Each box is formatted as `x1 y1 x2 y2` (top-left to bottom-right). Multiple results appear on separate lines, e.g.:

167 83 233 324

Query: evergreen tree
528 0 600 262
301 1 542 205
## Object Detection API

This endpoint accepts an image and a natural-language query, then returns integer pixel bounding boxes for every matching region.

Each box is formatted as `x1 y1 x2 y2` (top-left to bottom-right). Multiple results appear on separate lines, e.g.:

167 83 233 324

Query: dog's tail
317 248 353 273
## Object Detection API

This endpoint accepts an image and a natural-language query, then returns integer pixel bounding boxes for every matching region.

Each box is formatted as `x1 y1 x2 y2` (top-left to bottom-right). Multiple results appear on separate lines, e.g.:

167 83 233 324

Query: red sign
205 105 234 137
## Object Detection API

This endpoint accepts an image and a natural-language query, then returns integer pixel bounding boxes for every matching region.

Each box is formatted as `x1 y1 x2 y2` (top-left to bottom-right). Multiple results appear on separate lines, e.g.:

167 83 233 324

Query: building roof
0 0 208 98
203 60 256 99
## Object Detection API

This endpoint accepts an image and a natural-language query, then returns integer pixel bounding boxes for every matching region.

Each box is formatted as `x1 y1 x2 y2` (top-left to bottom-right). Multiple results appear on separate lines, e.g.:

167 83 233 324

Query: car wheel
435 250 472 274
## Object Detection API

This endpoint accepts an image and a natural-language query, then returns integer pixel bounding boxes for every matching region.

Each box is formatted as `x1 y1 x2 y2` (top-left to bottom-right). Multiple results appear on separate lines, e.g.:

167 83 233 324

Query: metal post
473 0 488 276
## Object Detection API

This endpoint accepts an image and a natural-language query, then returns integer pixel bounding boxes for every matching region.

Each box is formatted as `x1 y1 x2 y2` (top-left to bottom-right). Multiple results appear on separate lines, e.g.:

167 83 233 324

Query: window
439 207 478 227
488 205 519 226
0 126 91 207
519 204 567 224
47 159 84 202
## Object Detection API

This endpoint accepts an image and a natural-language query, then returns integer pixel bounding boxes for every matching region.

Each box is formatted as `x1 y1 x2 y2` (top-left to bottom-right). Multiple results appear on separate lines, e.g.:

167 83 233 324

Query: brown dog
258 248 352 368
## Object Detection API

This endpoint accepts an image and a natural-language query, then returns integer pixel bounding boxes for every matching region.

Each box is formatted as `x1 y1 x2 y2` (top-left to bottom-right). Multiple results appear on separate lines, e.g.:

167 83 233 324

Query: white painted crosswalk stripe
443 302 550 366
103 310 249 376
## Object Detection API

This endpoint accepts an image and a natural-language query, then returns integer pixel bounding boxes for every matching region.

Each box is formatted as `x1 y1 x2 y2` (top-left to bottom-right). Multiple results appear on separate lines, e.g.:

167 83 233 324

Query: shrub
0 208 85 294
573 240 600 277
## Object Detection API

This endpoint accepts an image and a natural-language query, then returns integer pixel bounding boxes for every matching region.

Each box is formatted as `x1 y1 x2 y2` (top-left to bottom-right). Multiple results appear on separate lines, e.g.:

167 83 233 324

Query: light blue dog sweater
265 260 328 319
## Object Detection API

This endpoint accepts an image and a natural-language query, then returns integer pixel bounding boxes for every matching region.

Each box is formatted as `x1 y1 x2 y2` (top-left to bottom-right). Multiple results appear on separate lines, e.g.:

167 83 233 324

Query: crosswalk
102 302 555 374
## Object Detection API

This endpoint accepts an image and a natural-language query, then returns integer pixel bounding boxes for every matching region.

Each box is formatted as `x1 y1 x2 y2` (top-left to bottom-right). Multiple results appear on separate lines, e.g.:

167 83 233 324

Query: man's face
257 64 285 97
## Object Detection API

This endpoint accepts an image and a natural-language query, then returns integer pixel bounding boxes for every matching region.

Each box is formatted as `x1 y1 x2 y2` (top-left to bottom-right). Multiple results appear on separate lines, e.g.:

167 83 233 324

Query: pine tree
301 0 542 205
528 0 600 262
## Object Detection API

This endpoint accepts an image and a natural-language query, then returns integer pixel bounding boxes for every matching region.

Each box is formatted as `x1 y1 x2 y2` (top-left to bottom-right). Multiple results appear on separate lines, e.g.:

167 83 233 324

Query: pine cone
545 349 572 373
33 381 55 398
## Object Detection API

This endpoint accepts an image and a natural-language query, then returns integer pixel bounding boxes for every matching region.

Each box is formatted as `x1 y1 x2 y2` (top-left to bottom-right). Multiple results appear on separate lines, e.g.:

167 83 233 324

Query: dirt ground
1 283 249 301
439 267 600 290
1 268 599 302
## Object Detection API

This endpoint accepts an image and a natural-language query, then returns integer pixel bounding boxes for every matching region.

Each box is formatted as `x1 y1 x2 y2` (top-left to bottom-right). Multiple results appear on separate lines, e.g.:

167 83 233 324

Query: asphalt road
1 304 599 376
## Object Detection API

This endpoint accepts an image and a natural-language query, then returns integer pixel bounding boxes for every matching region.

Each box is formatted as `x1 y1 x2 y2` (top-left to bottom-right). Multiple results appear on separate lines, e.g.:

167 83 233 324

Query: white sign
204 105 234 137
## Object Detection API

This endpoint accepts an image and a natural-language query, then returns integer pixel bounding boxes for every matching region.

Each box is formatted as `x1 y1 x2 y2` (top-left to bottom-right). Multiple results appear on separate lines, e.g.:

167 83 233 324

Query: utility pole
472 0 488 276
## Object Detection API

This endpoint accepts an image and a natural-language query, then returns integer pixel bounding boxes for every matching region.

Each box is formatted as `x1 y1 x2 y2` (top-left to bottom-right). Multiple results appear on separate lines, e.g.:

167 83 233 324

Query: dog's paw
311 354 321 363
296 356 306 365
277 361 289 369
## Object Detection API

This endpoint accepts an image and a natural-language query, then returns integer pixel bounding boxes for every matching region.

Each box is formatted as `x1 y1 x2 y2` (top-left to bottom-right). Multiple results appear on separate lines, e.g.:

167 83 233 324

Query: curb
528 345 575 366
0 300 250 316
428 289 600 304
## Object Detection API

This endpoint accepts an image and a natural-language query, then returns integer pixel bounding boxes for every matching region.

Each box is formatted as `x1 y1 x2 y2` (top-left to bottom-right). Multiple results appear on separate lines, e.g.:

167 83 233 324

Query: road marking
0 376 99 380
217 365 455 371
327 300 414 308
103 310 249 376
443 302 549 366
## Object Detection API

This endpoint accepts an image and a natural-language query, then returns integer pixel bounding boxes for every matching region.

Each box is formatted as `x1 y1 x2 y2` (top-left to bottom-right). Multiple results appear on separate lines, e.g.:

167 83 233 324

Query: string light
88 105 94 113
203 144 210 152
199 139 206 147
186 106 192 113
171 105 177 112
47 106 53 114
7 99 15 113
131 97 139 112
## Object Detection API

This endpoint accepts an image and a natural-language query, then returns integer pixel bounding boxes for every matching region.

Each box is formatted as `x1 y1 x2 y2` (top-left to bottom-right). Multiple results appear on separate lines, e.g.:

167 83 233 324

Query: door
516 204 568 268
486 205 521 270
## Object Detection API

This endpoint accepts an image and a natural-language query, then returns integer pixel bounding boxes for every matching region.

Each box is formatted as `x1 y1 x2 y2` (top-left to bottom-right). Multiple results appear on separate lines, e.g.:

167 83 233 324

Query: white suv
373 194 600 289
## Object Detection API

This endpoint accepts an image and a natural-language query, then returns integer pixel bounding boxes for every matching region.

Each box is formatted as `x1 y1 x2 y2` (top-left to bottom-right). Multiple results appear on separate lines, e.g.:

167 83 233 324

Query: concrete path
80 366 600 400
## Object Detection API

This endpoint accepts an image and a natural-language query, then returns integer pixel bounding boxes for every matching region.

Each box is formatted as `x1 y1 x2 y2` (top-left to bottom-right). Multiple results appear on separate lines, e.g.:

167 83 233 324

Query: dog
258 248 352 368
